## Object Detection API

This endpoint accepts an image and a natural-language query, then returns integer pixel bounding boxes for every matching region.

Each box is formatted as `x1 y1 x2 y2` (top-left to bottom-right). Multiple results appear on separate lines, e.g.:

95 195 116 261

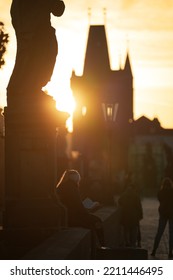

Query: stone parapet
22 206 119 260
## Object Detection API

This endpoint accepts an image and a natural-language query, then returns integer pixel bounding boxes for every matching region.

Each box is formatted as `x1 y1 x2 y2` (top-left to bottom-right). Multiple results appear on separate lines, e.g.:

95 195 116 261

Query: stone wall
23 206 120 260
0 108 4 211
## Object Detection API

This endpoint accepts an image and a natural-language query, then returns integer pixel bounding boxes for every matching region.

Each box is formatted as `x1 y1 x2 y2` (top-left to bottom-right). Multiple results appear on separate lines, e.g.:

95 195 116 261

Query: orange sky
1 0 173 128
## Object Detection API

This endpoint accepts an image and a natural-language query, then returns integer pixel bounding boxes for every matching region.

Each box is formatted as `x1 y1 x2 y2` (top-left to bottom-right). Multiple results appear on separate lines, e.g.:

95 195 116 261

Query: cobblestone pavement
140 197 171 260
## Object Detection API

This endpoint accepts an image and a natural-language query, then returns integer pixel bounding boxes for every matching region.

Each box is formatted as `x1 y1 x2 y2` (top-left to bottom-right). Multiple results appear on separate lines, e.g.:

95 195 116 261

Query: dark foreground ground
0 197 171 260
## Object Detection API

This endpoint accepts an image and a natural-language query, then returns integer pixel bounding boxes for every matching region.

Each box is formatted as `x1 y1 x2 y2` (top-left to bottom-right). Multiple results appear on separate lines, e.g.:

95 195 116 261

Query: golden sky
1 0 173 128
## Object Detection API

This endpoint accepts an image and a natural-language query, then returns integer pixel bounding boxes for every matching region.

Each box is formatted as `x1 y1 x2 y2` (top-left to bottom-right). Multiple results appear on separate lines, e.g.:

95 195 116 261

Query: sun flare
45 81 76 133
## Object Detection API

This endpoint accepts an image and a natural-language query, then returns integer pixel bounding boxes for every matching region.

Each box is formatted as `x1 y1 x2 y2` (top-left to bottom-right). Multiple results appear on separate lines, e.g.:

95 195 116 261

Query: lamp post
102 102 119 196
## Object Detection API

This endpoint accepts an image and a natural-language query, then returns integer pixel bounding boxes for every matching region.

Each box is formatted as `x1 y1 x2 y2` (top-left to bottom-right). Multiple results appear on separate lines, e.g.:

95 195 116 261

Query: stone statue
7 0 65 106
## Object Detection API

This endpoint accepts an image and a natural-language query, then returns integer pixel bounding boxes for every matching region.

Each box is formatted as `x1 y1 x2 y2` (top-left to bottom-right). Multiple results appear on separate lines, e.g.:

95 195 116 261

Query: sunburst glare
45 81 76 133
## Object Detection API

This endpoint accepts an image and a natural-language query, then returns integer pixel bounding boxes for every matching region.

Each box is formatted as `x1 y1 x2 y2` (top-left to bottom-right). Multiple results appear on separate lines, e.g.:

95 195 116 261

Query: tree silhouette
0 22 9 68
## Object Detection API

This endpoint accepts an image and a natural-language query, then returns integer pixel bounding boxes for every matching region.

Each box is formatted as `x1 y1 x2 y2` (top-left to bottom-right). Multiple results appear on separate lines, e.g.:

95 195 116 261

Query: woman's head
66 169 81 185
161 177 173 190
57 169 81 188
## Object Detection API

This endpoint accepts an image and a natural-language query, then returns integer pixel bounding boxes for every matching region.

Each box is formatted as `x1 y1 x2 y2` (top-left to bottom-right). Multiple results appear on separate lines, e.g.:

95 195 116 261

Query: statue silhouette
7 0 65 106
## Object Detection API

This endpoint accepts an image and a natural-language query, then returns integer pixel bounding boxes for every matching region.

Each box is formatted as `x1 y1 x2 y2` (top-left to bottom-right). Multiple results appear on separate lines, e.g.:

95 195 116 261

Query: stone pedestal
3 93 68 235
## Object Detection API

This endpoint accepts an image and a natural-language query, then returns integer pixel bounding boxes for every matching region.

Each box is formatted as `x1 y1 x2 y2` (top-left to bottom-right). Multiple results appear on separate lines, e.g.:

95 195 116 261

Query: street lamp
102 103 119 123
102 102 119 199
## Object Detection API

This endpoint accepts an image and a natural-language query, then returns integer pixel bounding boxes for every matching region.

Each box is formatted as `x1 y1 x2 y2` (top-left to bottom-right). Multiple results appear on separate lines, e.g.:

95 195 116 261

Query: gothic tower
71 25 133 173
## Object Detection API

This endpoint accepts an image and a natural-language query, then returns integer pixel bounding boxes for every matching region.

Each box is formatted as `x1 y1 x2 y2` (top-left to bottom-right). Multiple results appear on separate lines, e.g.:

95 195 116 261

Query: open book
82 197 100 211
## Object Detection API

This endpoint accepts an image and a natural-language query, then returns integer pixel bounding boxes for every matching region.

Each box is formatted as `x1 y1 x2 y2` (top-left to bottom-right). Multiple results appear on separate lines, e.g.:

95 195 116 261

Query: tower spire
88 7 91 26
126 32 130 51
83 25 111 76
103 7 107 25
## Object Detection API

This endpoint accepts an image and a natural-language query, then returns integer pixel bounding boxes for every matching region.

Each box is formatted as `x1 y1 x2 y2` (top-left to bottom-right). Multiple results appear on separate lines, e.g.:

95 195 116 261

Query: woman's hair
161 177 173 190
56 169 81 188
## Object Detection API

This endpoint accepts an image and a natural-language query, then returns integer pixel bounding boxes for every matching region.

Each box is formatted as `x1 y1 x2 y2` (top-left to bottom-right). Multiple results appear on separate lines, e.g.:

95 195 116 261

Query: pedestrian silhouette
55 169 105 247
151 177 173 258
118 183 143 247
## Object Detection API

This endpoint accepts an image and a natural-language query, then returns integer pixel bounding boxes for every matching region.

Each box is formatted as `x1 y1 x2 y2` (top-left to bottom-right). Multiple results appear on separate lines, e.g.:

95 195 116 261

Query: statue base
3 92 68 234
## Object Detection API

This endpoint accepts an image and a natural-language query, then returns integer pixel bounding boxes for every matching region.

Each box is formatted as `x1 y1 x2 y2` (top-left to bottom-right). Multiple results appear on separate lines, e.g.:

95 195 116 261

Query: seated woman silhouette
7 0 65 106
56 169 105 247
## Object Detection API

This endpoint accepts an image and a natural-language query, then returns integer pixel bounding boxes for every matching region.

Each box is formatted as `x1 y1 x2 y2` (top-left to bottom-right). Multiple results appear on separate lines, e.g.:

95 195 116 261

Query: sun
44 81 76 133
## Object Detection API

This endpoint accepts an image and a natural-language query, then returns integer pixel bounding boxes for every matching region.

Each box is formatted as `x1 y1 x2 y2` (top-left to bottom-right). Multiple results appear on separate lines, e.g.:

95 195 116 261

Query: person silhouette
118 183 143 247
151 177 173 258
55 169 105 247
7 0 65 106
